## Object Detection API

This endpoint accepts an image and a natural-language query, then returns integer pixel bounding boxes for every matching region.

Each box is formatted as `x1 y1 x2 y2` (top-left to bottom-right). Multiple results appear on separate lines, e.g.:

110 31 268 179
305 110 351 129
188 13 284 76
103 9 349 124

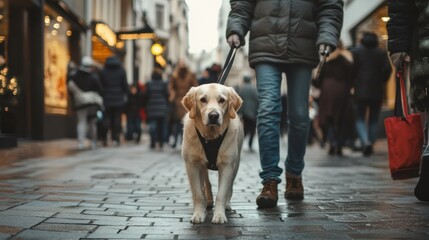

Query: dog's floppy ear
228 87 243 119
182 87 197 119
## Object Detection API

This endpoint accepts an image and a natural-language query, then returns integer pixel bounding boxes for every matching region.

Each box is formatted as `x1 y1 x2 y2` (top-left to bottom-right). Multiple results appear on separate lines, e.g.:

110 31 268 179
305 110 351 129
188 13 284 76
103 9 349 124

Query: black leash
217 47 238 85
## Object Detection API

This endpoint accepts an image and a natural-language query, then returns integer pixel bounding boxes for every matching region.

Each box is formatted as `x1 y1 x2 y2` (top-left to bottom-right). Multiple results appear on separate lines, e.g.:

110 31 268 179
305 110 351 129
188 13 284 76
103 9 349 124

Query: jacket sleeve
226 0 255 46
316 0 344 50
387 0 415 54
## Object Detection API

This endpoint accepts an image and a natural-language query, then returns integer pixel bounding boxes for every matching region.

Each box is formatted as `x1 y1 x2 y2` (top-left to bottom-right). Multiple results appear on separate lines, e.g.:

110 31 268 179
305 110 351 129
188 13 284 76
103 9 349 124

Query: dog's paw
212 212 227 224
190 211 206 224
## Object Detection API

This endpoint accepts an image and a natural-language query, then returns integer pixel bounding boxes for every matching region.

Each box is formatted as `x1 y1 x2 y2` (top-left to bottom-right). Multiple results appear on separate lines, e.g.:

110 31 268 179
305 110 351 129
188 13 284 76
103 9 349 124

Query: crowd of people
309 32 392 157
67 56 228 152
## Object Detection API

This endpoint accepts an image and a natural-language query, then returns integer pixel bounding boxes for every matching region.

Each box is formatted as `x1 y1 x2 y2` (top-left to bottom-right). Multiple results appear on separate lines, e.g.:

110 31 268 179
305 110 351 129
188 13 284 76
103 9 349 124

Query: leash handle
217 47 238 85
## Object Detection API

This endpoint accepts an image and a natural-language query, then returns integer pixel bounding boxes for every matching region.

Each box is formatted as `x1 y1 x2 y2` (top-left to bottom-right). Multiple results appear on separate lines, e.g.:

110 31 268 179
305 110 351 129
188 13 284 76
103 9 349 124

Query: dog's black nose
208 112 219 123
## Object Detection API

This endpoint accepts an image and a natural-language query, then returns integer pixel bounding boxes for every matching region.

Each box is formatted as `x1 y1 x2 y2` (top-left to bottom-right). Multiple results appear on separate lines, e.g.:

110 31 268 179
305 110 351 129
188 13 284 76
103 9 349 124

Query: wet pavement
0 137 428 239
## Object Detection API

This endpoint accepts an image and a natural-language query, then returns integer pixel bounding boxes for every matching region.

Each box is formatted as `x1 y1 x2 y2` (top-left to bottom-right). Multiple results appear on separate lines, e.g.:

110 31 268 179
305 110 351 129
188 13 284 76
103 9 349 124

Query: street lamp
150 43 164 56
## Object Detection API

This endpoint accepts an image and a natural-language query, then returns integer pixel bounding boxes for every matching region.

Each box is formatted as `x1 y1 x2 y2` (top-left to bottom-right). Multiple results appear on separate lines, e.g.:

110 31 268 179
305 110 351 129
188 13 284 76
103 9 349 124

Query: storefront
0 0 86 145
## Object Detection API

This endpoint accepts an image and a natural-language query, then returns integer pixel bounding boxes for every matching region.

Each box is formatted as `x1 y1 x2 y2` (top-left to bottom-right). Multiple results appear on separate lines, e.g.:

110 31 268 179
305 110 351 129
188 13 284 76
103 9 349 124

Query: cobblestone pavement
0 137 428 239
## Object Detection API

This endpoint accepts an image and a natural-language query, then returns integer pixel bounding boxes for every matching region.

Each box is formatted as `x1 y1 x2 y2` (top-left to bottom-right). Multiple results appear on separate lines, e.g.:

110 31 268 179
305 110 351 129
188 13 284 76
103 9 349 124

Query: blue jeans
354 99 381 147
255 63 312 183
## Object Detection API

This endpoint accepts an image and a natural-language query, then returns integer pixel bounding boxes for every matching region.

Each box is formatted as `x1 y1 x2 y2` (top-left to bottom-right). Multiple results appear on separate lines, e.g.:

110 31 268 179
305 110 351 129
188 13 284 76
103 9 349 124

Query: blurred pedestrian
198 68 211 85
168 59 198 148
208 63 222 83
237 76 259 152
99 55 129 147
144 68 169 149
350 32 392 156
125 84 143 143
387 0 429 202
67 56 103 150
317 42 355 156
227 0 343 207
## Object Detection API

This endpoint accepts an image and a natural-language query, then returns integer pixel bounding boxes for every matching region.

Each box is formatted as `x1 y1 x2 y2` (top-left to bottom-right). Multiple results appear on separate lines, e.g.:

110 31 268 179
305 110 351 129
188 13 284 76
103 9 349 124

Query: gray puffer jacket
226 0 343 68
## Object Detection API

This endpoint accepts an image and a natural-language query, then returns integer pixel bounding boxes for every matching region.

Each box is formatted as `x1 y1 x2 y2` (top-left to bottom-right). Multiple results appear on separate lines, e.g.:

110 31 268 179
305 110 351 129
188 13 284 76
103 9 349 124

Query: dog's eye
219 97 225 104
200 97 207 103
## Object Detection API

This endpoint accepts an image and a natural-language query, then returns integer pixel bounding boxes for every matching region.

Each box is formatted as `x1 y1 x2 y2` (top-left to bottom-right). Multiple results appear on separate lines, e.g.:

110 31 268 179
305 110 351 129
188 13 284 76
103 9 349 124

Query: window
155 4 164 30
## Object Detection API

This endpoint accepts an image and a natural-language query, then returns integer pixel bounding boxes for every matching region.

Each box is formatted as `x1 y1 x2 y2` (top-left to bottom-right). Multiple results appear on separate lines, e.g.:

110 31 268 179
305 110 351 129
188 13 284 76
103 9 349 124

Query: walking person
226 0 343 207
237 76 259 152
168 59 198 148
317 42 355 156
68 56 103 149
99 55 129 147
387 0 429 202
144 68 169 150
125 84 143 143
350 32 392 156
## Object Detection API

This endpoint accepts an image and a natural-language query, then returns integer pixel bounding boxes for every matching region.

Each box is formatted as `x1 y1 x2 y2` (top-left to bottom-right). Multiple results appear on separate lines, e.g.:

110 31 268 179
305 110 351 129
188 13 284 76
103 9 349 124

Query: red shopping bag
384 65 423 180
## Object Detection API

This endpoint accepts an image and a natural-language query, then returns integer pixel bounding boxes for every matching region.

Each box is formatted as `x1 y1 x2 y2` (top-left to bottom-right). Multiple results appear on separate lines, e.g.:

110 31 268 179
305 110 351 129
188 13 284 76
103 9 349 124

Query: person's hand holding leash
227 34 241 48
314 44 331 81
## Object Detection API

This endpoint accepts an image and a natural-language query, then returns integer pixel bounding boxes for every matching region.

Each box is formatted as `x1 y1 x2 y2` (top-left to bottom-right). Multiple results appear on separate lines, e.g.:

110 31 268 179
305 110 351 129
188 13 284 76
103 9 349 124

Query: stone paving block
0 225 23 235
55 212 128 222
86 226 127 238
127 217 184 226
12 229 87 240
32 223 96 233
0 209 56 218
44 218 91 224
102 203 139 210
0 215 46 228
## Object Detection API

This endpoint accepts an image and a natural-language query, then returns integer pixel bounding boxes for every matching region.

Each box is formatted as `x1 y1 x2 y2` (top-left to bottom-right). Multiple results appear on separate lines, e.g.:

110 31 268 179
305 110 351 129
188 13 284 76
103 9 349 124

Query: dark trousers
104 106 123 143
243 116 257 149
148 117 166 148
126 116 141 142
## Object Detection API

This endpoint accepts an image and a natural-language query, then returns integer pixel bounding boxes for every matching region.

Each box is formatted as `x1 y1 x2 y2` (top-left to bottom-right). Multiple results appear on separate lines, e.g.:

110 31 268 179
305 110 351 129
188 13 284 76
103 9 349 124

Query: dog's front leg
212 164 235 224
204 171 214 208
186 163 207 224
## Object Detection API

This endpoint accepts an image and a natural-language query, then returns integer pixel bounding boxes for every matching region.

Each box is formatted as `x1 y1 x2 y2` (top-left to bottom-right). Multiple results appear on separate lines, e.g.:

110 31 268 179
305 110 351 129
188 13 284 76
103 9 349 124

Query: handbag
384 64 423 180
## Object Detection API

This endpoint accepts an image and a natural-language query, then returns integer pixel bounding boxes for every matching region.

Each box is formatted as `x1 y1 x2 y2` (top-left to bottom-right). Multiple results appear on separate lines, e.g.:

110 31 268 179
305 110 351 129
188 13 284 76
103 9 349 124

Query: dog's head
182 83 242 126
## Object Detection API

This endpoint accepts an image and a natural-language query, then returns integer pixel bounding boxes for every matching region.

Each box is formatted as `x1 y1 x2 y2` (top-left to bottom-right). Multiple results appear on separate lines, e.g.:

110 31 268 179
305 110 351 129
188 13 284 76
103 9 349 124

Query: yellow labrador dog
181 83 244 224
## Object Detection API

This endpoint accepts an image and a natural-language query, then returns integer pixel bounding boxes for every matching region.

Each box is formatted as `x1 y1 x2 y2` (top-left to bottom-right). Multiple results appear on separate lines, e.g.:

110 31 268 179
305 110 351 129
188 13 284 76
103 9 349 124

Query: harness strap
195 127 229 171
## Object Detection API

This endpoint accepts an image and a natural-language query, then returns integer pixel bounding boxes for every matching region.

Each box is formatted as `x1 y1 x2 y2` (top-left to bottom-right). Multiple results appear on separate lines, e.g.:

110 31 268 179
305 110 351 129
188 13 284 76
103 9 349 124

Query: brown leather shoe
256 180 278 208
285 173 304 200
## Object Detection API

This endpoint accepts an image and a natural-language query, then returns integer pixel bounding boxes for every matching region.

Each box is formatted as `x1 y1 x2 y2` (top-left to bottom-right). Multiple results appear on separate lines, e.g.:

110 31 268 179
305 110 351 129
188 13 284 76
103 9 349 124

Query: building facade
133 0 190 83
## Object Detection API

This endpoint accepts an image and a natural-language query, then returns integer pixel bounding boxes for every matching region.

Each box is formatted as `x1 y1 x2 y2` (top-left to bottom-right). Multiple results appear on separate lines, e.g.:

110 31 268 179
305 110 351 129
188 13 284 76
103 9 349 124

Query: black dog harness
195 127 228 171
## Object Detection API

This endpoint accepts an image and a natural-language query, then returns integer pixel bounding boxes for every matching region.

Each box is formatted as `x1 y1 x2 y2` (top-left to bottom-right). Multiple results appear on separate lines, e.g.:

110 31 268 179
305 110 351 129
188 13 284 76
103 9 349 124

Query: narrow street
0 137 428 239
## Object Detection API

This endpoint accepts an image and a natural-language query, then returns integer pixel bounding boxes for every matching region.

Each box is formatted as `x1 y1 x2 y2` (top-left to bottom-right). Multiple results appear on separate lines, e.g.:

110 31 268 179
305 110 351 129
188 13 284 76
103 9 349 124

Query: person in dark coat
237 76 259 152
317 42 355 156
125 84 143 143
226 0 343 207
68 56 103 149
145 68 169 149
99 55 129 146
351 32 392 156
387 0 429 202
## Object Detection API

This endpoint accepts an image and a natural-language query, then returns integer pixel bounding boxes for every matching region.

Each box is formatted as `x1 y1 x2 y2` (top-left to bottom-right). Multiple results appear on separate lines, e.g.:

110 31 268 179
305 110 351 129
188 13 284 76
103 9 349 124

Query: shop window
0 0 17 134
43 6 72 115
